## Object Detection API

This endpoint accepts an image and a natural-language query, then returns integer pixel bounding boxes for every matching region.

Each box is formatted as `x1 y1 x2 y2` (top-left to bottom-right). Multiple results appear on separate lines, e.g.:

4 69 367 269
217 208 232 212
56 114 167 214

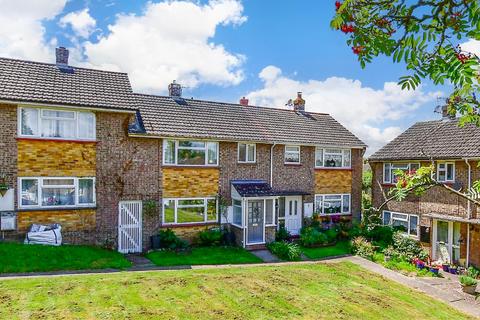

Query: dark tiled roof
134 94 367 147
232 180 310 197
369 119 480 161
0 57 135 110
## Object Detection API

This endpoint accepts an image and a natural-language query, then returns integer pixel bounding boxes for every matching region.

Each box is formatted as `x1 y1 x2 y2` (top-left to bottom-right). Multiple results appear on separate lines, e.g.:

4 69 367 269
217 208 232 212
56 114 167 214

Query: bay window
285 145 300 164
315 148 351 168
437 162 455 182
19 177 95 208
162 197 218 225
314 194 350 215
163 140 218 166
19 107 95 140
238 143 256 163
383 162 420 183
382 211 419 237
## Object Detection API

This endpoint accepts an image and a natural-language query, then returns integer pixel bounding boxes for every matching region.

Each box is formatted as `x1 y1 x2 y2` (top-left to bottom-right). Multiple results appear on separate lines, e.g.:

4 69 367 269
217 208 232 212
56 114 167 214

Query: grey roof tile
0 57 135 110
369 119 480 161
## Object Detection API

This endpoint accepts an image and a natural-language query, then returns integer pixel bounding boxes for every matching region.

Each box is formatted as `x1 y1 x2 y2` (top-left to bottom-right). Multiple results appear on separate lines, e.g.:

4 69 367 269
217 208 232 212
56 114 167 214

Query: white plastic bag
25 223 62 246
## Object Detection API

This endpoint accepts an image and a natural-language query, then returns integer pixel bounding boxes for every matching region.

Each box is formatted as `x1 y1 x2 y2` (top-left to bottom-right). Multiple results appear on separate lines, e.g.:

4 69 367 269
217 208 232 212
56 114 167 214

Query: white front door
433 220 461 263
118 201 143 253
284 196 302 235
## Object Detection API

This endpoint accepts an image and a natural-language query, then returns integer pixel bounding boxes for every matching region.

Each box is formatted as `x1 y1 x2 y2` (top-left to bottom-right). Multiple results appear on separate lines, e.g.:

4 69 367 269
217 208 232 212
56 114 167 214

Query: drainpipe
464 158 472 267
270 143 277 186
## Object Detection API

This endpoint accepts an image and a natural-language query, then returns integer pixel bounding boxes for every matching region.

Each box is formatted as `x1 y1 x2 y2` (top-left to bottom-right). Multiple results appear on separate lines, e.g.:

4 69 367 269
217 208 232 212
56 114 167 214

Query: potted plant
449 265 458 275
441 263 450 272
459 276 478 295
416 259 426 270
429 265 440 275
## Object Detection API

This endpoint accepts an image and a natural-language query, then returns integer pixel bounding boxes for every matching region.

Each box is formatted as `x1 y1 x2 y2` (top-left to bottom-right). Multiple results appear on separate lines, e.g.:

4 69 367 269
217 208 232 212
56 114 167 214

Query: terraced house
0 48 365 252
369 108 480 267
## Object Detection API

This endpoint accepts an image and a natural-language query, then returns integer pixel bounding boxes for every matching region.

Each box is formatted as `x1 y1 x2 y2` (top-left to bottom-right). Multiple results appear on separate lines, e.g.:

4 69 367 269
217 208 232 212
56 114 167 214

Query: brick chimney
293 92 305 112
239 97 249 106
55 47 69 67
168 80 182 97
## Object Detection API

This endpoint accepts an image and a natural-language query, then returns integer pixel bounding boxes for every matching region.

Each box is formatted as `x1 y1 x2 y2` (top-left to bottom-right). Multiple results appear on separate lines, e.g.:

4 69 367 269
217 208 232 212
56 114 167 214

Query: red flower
352 45 365 55
341 24 355 33
335 1 342 11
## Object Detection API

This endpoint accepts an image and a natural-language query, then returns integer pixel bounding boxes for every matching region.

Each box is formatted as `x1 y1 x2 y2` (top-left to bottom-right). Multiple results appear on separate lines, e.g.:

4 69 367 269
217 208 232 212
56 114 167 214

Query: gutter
464 158 472 267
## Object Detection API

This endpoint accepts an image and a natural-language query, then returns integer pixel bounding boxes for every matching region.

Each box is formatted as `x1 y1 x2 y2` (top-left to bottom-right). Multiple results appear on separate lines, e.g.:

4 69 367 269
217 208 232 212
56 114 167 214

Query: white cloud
0 0 66 62
83 0 246 93
59 8 96 39
461 39 480 56
246 66 443 154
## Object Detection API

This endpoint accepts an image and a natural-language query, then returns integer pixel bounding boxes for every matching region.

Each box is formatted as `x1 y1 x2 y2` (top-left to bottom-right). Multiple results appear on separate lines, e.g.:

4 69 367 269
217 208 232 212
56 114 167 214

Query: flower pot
462 284 477 295
416 262 425 270
429 267 440 275
442 264 450 272
449 268 458 275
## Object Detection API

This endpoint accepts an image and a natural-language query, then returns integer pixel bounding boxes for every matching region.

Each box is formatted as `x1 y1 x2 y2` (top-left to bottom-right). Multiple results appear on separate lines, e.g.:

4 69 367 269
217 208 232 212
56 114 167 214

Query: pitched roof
134 94 367 147
0 57 135 111
369 119 480 161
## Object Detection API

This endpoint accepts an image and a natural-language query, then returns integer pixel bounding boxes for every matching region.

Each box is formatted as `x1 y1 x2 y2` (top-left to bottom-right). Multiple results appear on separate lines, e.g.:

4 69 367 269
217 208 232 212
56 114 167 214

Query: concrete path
250 249 281 263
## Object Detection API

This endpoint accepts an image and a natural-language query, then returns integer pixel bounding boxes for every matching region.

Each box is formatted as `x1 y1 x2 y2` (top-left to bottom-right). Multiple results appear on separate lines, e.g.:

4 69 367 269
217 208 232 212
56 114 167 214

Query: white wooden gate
118 201 143 253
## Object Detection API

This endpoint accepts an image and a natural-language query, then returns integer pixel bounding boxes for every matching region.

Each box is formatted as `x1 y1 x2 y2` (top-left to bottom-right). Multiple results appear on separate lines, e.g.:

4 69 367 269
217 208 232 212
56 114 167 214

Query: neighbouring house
0 47 366 252
369 106 480 267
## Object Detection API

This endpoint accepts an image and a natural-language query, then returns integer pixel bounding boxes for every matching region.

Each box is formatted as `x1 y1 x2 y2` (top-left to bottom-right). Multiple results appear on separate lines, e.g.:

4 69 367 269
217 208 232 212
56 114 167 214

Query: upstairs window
437 162 455 182
163 140 218 166
284 145 300 164
19 107 95 140
238 143 256 163
315 148 351 168
383 162 420 184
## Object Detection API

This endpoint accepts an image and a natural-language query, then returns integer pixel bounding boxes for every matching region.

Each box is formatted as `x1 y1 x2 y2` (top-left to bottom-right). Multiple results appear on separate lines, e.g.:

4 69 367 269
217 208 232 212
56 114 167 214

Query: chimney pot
55 47 69 66
293 91 305 112
239 97 249 106
168 80 182 97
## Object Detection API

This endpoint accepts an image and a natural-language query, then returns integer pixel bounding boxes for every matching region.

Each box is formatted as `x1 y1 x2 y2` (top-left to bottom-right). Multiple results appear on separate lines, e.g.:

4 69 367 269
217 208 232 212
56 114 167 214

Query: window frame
18 107 96 141
162 139 219 166
383 162 420 184
382 210 419 238
284 145 301 164
232 199 243 227
437 162 455 183
18 177 96 209
162 197 218 226
314 193 351 215
315 147 352 169
237 143 256 163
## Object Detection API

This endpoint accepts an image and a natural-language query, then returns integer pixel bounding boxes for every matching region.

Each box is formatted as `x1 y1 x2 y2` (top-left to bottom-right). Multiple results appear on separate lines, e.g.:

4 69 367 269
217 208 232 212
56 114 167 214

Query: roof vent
239 97 249 106
168 80 182 97
55 47 74 73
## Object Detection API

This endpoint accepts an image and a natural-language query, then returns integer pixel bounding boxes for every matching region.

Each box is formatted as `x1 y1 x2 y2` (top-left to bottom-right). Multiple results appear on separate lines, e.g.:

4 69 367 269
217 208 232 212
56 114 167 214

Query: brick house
369 108 480 267
0 48 366 252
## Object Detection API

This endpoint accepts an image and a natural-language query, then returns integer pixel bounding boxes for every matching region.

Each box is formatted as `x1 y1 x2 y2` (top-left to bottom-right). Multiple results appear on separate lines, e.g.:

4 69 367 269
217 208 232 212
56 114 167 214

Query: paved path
250 249 281 262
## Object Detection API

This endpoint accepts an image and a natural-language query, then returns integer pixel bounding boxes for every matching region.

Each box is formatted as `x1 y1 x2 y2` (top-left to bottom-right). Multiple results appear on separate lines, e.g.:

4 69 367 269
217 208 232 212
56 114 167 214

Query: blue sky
2 0 474 153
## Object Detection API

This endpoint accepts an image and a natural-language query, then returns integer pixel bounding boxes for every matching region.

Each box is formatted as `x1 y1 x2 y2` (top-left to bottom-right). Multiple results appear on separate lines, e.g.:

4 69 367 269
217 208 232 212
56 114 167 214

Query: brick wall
17 209 95 231
0 103 17 202
315 170 352 194
163 167 219 198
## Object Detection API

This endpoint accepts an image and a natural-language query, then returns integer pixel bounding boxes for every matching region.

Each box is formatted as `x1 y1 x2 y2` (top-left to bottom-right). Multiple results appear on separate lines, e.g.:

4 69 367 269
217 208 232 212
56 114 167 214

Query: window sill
17 137 97 144
237 162 257 165
17 206 97 212
161 222 218 228
284 163 301 166
162 165 219 168
317 213 352 217
315 167 352 171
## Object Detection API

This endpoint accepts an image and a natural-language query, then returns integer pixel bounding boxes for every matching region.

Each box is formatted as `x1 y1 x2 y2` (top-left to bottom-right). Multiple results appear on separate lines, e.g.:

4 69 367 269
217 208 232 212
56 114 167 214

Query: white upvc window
19 107 95 140
437 162 455 182
285 145 301 164
163 139 219 166
382 210 419 237
314 194 350 215
315 147 351 168
232 199 243 227
18 177 96 209
238 143 256 163
162 197 217 225
383 162 420 184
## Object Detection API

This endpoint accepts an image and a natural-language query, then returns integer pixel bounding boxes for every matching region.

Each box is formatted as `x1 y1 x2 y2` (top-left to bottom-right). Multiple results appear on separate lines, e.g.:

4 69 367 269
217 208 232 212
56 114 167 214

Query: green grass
0 262 472 319
146 246 263 266
372 252 434 277
301 240 352 259
0 242 131 273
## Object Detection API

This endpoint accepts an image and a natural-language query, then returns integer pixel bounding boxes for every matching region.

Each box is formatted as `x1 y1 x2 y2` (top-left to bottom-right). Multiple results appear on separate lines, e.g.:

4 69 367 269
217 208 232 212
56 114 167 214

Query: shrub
459 276 478 287
275 225 291 242
467 266 480 279
324 228 338 243
391 231 424 261
267 241 301 261
364 225 394 248
303 213 321 230
300 227 328 247
351 236 375 260
197 228 223 246
158 229 188 250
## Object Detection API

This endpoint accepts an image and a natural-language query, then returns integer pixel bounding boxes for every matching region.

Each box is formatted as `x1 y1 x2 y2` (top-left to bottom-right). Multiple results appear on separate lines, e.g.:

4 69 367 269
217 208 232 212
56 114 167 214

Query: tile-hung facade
0 48 366 252
369 109 480 267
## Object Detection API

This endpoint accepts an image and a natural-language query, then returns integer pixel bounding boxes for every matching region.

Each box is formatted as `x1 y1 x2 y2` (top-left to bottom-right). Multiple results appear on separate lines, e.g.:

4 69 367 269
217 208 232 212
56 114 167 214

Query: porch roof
423 212 480 225
231 180 309 198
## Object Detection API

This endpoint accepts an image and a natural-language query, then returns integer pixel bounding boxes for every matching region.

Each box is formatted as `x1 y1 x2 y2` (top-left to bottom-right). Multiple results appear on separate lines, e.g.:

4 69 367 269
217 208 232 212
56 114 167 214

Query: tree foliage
332 0 480 125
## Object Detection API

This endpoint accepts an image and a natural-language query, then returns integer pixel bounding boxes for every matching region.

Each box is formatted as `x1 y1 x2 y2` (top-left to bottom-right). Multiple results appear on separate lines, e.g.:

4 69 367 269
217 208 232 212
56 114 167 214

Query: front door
285 196 302 235
247 200 264 244
433 220 461 263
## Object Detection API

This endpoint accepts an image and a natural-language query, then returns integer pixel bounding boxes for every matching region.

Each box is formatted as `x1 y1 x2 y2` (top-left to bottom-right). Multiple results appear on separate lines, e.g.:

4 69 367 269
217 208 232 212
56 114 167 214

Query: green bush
467 266 480 279
300 227 328 247
351 236 375 260
197 228 223 246
275 225 291 242
459 276 478 287
158 229 188 250
267 241 301 261
324 228 338 243
364 225 394 248
391 231 424 261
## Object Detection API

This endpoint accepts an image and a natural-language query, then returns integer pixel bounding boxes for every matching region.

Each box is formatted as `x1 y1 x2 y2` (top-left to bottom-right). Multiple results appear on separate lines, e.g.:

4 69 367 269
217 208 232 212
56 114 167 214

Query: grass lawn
301 240 352 259
0 242 131 273
146 246 262 266
0 262 472 319
372 252 434 277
